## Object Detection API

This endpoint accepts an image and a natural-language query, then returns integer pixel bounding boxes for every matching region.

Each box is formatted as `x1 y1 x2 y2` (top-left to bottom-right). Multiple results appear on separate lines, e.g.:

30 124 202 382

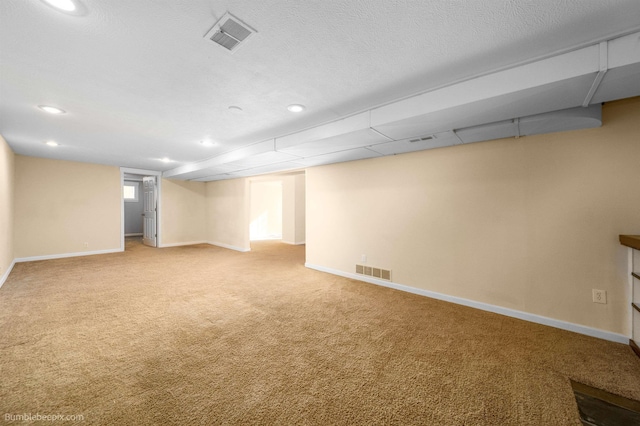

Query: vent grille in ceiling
204 12 256 53
409 135 434 143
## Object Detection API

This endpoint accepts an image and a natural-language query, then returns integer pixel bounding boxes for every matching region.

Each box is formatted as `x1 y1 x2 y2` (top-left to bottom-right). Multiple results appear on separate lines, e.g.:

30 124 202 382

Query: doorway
250 181 283 241
123 176 143 237
248 172 305 248
120 168 162 250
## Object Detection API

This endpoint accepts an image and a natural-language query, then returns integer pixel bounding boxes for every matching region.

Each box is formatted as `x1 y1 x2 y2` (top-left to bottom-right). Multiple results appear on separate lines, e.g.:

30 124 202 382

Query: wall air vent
356 264 391 281
204 12 256 53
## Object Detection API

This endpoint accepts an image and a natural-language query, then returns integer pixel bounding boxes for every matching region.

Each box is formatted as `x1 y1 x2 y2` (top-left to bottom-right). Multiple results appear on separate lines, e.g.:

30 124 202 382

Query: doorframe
120 167 162 250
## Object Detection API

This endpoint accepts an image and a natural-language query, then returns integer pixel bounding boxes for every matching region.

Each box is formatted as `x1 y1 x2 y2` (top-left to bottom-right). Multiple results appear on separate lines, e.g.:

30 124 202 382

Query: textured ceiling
1 0 639 172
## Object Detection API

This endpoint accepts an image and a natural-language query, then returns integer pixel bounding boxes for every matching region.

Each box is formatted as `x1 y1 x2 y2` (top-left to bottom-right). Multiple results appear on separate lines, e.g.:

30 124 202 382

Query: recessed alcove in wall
248 171 306 248
250 180 283 241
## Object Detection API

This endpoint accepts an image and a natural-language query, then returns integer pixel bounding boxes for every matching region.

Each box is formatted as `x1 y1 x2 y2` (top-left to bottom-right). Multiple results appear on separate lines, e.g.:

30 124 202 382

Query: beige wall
282 176 295 244
205 178 250 251
14 156 121 258
161 179 206 245
163 172 304 250
0 135 15 279
294 174 306 244
307 97 640 335
283 173 306 244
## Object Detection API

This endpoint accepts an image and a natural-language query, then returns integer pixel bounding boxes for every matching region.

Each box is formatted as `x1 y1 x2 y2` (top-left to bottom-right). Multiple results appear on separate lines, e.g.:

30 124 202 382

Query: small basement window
123 183 138 202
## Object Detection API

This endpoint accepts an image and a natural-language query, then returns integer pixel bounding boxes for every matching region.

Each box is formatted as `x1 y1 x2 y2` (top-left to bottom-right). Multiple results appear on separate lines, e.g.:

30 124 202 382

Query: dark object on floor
572 380 640 425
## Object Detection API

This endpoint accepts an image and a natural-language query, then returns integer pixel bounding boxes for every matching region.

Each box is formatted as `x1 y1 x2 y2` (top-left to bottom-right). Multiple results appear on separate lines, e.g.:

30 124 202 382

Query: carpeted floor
1 239 639 425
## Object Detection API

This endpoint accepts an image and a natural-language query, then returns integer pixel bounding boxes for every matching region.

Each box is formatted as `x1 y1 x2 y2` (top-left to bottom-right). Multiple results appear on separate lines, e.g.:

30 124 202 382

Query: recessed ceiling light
287 104 306 113
160 157 172 163
45 140 59 147
38 105 66 115
200 140 216 147
228 106 243 113
42 0 76 12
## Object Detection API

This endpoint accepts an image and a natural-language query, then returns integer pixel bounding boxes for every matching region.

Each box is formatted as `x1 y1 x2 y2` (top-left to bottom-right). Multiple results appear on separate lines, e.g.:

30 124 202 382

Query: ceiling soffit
165 31 639 181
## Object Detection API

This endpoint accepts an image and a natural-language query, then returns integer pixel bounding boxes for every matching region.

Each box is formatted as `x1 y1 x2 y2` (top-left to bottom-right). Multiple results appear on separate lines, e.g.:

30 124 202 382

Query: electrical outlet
361 254 367 263
83 242 89 248
592 289 607 304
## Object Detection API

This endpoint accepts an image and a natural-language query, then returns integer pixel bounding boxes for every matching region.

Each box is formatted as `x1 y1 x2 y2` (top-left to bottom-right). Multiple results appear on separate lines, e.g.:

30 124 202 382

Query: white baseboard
125 233 143 237
159 241 207 248
15 248 123 263
305 263 629 345
0 260 16 289
282 240 306 245
207 241 251 252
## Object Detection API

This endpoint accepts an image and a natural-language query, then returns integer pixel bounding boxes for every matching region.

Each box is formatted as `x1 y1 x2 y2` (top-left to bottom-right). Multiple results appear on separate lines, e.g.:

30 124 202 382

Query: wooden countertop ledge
619 235 640 251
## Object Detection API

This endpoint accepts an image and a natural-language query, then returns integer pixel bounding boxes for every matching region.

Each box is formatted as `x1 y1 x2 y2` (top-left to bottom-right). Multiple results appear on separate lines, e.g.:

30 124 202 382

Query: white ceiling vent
204 12 256 53
409 135 434 143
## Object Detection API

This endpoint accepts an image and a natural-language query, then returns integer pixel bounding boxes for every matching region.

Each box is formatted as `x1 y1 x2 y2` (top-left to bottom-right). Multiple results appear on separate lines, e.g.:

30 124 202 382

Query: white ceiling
1 0 639 179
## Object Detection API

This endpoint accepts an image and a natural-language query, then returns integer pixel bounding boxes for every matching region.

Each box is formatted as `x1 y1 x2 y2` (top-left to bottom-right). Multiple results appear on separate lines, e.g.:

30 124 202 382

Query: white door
142 176 157 247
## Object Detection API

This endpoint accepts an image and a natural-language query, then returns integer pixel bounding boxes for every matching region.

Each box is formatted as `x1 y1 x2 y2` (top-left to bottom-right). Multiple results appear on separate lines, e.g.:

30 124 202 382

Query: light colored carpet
1 239 639 425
